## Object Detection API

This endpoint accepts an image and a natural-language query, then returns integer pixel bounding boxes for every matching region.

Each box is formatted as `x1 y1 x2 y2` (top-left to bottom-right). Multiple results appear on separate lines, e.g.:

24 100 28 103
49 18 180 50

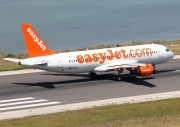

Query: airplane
4 24 174 81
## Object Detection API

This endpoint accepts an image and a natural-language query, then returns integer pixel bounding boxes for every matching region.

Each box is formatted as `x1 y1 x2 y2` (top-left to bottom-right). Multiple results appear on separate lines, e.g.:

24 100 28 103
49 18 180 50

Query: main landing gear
113 68 123 81
89 72 97 78
89 69 123 81
113 75 122 81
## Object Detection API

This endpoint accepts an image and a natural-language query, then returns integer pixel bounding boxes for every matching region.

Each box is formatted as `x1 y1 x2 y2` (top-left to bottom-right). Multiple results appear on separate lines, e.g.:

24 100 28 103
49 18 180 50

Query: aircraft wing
94 59 146 72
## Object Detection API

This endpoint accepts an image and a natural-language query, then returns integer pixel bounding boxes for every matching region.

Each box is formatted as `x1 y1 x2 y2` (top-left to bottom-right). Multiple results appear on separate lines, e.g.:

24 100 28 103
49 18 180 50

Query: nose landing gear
153 65 158 74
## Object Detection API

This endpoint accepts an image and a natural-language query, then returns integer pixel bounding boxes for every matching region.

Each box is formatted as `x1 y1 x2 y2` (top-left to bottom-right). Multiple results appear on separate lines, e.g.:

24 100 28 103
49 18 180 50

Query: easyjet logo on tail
77 48 152 64
27 28 46 51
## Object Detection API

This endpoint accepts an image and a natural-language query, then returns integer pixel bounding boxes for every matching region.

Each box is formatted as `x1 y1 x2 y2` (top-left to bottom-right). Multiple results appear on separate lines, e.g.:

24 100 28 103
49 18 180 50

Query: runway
0 59 180 119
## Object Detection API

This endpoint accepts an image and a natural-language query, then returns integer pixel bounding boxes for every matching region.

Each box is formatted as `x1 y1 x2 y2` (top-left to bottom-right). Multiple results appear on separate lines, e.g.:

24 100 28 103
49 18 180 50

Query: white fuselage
20 44 174 73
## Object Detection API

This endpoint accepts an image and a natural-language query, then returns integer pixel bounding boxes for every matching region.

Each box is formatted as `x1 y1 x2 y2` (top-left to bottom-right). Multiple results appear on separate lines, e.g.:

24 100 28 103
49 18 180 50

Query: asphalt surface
0 59 180 112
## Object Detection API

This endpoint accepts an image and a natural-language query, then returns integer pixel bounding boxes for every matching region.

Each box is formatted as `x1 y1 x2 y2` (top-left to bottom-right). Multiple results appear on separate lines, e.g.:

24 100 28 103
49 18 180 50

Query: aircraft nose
170 51 174 60
171 51 174 57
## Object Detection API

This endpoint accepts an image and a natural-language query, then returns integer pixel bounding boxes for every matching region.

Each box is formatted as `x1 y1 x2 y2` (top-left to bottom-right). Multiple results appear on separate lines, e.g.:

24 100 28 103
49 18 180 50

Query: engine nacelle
130 64 154 76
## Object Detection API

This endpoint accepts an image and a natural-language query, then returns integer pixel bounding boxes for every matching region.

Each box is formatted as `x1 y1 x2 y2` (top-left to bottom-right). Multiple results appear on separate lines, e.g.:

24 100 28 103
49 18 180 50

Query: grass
0 98 180 127
0 53 29 71
0 40 180 72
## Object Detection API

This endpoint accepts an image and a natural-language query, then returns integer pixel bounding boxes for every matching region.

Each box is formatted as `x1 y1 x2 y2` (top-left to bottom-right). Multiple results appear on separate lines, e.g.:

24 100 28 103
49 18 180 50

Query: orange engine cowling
130 64 154 76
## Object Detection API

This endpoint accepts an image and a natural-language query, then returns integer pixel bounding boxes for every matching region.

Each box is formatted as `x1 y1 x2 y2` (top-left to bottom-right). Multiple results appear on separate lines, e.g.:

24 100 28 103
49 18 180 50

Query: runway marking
0 99 48 107
172 70 180 73
0 102 61 111
0 70 45 76
0 97 61 112
0 97 34 103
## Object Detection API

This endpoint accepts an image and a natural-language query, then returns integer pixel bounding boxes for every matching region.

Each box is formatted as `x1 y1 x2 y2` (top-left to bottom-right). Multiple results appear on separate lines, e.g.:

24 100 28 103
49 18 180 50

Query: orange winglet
21 24 55 58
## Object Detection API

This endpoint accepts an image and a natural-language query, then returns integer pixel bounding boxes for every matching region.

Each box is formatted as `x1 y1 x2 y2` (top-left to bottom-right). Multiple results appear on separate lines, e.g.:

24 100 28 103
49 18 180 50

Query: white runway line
0 102 61 111
0 97 61 112
174 55 180 59
172 70 180 73
0 69 45 76
0 99 48 107
0 97 34 103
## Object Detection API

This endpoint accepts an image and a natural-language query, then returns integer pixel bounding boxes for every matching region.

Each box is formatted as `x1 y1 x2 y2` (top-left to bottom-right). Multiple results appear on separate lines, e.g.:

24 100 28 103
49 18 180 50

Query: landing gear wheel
113 75 122 81
117 76 122 81
89 72 97 78
153 70 157 74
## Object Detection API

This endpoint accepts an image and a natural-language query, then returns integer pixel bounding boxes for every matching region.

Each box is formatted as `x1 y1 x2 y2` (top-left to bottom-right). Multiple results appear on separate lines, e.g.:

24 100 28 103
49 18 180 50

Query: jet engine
130 64 154 76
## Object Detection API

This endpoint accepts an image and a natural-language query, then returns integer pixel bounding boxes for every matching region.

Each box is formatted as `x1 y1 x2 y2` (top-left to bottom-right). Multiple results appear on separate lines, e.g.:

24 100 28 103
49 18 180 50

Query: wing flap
94 60 147 72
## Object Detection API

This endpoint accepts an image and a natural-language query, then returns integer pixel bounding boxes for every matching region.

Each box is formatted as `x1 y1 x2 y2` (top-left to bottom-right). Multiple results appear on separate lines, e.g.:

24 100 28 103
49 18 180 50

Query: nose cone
169 51 174 60
171 51 174 59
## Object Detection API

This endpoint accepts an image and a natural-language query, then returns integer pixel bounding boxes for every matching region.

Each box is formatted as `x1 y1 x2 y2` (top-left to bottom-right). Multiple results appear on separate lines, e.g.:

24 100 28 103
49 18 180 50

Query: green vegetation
0 53 29 71
0 40 180 72
0 98 180 127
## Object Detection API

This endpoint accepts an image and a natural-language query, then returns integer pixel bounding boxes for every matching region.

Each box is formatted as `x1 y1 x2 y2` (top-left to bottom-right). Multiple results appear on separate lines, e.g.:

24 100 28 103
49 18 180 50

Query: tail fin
21 24 55 58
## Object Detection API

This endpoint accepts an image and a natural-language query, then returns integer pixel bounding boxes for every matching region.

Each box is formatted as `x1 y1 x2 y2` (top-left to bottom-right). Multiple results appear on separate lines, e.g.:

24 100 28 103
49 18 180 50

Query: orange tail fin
21 24 55 58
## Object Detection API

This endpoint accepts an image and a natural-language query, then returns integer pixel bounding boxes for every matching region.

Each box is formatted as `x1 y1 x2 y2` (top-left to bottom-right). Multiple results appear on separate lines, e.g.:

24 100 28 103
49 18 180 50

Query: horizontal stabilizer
4 58 21 63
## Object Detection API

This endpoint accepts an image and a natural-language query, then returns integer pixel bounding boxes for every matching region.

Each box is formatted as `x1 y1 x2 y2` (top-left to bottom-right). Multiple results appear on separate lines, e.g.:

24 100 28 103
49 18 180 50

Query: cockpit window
166 49 169 52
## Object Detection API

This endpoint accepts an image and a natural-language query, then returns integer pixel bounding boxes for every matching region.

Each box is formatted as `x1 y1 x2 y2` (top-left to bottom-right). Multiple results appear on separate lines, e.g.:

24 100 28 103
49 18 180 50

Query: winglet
21 24 55 58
